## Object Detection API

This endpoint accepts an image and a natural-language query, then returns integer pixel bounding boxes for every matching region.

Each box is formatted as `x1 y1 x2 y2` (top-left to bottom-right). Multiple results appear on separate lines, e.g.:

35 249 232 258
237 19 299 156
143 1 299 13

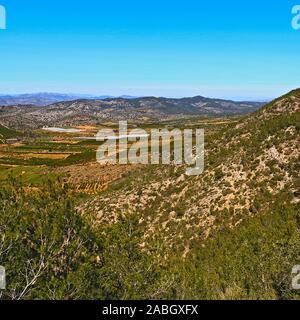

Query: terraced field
0 117 232 191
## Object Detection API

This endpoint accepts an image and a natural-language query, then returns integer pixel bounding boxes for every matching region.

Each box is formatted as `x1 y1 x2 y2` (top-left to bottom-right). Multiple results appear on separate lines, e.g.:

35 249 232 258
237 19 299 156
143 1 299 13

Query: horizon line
0 91 273 102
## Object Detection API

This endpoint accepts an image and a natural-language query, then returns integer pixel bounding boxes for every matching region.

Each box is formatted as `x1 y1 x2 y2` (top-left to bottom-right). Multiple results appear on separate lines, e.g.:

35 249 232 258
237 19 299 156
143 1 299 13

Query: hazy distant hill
0 95 264 129
0 93 113 106
0 93 139 106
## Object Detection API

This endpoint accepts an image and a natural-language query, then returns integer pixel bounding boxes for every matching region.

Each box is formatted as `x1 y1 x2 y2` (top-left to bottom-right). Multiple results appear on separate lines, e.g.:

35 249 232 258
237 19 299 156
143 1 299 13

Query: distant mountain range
0 93 138 106
0 95 265 129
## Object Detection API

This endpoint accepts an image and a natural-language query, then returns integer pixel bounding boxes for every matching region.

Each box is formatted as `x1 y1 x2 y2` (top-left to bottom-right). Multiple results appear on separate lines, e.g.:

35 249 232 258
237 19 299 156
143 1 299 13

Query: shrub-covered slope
80 89 300 255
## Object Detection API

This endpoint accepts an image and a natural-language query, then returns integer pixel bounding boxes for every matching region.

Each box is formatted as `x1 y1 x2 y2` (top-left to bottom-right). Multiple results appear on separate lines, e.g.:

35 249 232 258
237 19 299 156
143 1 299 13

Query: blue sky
0 0 299 99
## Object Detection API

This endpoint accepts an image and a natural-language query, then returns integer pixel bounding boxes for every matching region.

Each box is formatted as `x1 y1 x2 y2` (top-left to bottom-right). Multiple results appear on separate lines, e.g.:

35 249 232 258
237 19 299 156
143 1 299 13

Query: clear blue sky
0 0 299 99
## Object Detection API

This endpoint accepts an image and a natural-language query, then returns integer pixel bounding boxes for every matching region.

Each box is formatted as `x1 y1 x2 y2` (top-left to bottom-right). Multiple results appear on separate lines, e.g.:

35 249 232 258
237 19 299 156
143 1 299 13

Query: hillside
0 124 21 143
0 89 299 300
79 89 300 255
0 96 264 129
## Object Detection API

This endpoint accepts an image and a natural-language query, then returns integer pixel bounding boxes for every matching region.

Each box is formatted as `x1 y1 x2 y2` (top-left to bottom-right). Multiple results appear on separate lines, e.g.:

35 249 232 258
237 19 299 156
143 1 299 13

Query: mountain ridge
0 95 264 129
0 92 267 107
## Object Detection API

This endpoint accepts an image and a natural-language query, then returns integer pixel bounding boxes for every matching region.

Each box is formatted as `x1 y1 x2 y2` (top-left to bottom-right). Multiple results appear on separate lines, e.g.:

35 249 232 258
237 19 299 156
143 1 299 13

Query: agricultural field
0 117 232 191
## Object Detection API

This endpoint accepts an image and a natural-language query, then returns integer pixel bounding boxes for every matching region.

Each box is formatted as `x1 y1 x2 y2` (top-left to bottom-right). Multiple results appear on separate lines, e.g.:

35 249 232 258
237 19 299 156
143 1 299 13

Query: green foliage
2 178 299 300
0 125 22 142
0 179 165 300
94 215 165 300
0 166 58 187
168 199 300 300
0 179 100 299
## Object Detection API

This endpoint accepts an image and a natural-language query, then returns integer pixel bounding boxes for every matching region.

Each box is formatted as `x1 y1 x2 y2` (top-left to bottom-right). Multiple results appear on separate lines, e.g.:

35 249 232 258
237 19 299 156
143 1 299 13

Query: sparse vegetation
0 89 300 300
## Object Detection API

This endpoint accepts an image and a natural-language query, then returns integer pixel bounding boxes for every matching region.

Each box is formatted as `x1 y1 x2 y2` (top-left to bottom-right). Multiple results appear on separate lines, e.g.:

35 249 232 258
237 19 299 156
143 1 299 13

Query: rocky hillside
79 89 300 256
0 96 263 129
